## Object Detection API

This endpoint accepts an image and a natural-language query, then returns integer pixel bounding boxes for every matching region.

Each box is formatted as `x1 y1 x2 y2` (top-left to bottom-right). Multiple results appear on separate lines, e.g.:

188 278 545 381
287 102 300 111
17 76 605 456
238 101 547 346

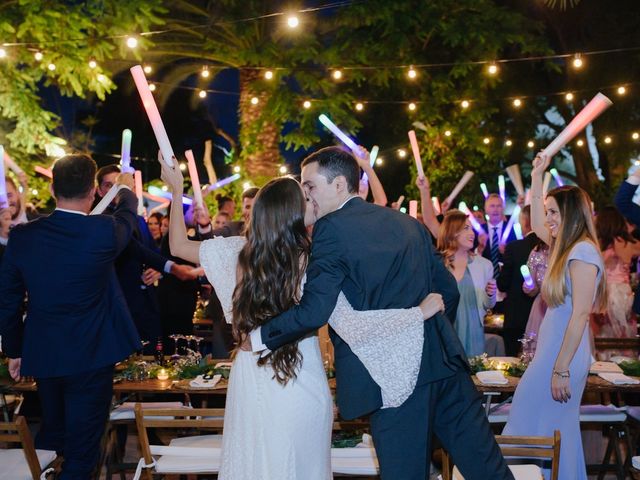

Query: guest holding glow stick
503 151 606 480
355 146 388 206
481 194 517 281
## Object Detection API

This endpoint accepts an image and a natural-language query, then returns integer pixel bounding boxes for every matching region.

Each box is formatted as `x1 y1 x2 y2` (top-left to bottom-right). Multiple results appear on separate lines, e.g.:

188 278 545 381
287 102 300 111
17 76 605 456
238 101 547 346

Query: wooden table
473 374 640 394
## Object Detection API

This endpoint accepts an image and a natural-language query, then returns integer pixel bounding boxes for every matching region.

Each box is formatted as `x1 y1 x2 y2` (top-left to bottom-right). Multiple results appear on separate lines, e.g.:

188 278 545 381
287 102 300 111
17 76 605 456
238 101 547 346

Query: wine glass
169 334 182 359
194 336 204 354
184 335 196 352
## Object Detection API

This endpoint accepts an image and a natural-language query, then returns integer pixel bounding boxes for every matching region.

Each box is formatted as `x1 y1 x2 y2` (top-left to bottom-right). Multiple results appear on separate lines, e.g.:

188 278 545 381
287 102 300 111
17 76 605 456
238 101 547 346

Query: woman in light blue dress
503 152 607 480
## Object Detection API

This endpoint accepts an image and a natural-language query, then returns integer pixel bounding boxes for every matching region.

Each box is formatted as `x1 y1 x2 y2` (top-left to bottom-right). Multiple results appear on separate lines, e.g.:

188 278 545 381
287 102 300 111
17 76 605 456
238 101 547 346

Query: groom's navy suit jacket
0 188 142 378
261 197 466 419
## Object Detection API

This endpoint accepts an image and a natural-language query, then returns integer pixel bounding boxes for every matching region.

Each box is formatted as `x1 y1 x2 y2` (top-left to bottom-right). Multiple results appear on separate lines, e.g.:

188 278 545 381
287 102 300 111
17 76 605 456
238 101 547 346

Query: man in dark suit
481 193 518 275
250 147 512 480
0 154 141 479
497 205 539 356
615 169 640 314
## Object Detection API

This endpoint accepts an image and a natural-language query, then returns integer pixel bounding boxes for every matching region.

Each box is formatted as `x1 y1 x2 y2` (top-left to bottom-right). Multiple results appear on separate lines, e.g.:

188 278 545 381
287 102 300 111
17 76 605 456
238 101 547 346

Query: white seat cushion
453 464 542 479
110 401 185 421
331 447 378 475
487 403 511 424
153 435 222 474
579 404 627 423
0 449 57 480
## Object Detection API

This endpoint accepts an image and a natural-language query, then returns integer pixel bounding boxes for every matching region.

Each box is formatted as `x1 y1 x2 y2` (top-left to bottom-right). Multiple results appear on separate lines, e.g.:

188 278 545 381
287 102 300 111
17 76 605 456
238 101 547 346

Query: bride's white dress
199 236 426 480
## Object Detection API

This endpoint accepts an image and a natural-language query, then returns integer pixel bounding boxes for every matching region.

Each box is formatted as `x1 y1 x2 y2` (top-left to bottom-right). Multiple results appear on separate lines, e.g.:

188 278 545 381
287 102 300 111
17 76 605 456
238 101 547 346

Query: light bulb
148 83 156 92
408 102 417 111
250 96 259 105
505 139 513 147
201 67 210 78
444 130 452 137
487 63 499 75
198 90 207 98
47 63 56 71
279 165 288 174
97 74 106 83
355 102 364 111
161 185 168 192
287 15 299 28
407 66 417 79
88 59 97 69
604 136 612 144
527 140 535 148
565 92 574 101
513 98 522 108
632 132 639 140
332 69 343 80
264 70 273 80
397 149 407 158
375 158 383 166
576 139 584 147
572 54 583 69
126 36 138 49
34 51 43 61
303 100 311 109
31 189 38 196
143 65 152 74
461 100 470 109
617 86 626 95
242 182 252 190
233 166 241 173
483 137 490 145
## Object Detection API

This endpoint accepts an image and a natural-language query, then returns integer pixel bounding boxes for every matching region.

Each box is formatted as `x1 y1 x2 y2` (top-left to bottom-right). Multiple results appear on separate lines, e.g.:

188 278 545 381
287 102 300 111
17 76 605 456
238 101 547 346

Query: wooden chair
0 416 58 480
441 431 561 480
134 404 224 480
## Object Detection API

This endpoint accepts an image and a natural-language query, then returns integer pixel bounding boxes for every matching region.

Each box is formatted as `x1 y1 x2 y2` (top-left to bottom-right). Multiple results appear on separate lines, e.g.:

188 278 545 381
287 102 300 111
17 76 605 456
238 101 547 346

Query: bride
161 160 443 479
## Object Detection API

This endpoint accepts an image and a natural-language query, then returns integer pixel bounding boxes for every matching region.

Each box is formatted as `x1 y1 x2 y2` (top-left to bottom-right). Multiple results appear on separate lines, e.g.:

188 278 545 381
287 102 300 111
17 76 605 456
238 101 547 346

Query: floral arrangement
116 349 231 381
468 354 528 378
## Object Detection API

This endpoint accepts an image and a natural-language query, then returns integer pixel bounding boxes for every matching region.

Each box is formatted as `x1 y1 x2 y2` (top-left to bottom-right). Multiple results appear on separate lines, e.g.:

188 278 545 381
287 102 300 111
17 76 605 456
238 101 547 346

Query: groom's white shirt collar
338 195 358 210
55 208 87 216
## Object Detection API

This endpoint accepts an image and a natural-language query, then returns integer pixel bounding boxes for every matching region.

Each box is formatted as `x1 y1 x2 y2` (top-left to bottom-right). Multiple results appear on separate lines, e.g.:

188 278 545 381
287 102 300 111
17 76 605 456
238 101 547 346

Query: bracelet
553 369 570 378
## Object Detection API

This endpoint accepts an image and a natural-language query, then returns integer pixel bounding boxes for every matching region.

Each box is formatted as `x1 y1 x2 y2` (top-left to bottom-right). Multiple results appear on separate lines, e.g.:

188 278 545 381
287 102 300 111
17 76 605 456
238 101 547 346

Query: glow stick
431 196 441 215
498 175 506 203
505 164 524 196
549 168 564 186
90 185 124 215
542 93 612 158
318 114 358 152
480 183 489 199
120 129 133 173
134 170 145 215
35 166 53 178
202 173 242 195
501 205 521 244
514 223 523 240
409 200 418 218
458 201 483 233
0 145 5 201
130 65 175 167
395 195 405 210
143 191 171 204
3 151 24 175
542 172 552 195
361 145 379 184
407 130 424 179
147 186 193 205
185 150 203 207
520 265 535 289
444 170 474 206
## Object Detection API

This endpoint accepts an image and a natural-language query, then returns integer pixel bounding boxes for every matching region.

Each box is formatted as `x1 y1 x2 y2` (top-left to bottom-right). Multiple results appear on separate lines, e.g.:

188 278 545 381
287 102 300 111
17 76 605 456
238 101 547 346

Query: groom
251 147 512 479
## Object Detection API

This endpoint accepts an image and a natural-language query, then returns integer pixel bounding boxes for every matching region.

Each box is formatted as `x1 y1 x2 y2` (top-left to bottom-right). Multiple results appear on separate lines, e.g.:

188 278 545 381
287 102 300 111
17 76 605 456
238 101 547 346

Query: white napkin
214 362 233 369
632 456 640 470
597 372 640 385
189 374 222 388
590 361 623 374
476 370 508 385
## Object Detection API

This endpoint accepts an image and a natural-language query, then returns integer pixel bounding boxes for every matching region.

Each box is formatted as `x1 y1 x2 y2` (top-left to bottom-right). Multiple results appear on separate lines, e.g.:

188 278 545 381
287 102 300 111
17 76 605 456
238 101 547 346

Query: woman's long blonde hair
541 186 606 309
437 209 472 270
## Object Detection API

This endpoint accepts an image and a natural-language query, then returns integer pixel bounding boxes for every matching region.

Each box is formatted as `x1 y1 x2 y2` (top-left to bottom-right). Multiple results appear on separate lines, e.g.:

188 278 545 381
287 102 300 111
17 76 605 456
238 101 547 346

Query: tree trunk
238 69 280 180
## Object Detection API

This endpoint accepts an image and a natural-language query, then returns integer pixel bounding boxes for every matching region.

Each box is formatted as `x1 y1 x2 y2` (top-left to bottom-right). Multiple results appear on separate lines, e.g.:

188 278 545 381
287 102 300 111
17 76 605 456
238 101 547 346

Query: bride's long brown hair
232 177 311 384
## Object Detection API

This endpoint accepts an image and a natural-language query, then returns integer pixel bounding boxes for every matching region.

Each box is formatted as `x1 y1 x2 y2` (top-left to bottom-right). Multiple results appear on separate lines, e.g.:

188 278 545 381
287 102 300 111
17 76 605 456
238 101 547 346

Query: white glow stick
90 185 124 215
498 175 506 203
409 200 418 218
130 65 175 167
120 129 133 173
520 265 535 289
134 170 145 215
542 172 552 195
361 145 379 184
0 145 5 203
501 205 521 244
444 171 474 206
143 191 171 204
432 196 441 215
35 166 53 178
318 114 358 152
549 168 564 187
3 151 24 175
203 173 242 195
458 201 483 233
542 93 613 158
505 164 524 196
148 186 193 205
395 195 405 210
407 130 425 179
480 183 489 199
185 150 203 207
514 222 523 240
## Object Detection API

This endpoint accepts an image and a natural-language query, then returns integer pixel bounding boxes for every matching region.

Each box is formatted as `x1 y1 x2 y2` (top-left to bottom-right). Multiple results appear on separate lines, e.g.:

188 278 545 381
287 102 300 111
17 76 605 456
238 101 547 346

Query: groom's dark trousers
261 197 513 480
0 188 142 479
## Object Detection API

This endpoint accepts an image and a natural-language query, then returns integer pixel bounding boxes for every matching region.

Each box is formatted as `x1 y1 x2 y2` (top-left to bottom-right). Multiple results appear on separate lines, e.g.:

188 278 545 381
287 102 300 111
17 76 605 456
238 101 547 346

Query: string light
279 165 288 174
572 54 583 69
483 137 491 144
604 136 612 144
397 149 407 158
161 185 168 192
198 90 207 98
242 182 252 190
487 63 499 75
287 15 300 28
233 166 241 173
31 189 38 196
332 69 343 80
633 132 639 140
576 139 584 146
527 140 535 148
143 65 152 74
97 74 106 83
201 67 210 78
407 66 417 79
126 36 138 49
444 130 452 137
250 96 259 105
303 100 312 109
264 70 273 80
461 100 470 109
408 102 417 111
47 63 56 71
148 83 156 92
375 157 383 166
88 59 97 69
179 163 187 171
617 86 626 95
355 102 364 111
565 92 574 101
512 98 522 108
505 139 513 147
34 51 43 61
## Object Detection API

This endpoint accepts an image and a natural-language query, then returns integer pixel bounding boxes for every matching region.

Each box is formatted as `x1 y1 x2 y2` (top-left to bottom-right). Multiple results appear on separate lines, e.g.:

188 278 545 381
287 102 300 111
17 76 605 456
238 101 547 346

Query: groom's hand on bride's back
419 293 445 319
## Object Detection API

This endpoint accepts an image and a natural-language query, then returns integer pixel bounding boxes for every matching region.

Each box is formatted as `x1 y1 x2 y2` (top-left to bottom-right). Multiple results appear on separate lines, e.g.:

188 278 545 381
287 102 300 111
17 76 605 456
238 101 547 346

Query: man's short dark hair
52 154 97 200
242 187 259 200
301 146 359 193
96 164 120 187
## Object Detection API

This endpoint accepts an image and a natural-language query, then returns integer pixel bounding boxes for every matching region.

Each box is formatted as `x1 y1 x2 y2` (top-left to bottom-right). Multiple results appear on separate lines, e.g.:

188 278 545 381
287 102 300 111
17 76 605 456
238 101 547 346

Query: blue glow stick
550 168 564 186
318 114 359 152
204 173 242 194
148 185 193 205
520 265 535 289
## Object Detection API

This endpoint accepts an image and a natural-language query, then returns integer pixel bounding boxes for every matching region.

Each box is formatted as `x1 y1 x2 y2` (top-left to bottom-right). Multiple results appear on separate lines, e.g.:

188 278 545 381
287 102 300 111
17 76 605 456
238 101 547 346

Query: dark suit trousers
370 369 513 480
35 365 114 479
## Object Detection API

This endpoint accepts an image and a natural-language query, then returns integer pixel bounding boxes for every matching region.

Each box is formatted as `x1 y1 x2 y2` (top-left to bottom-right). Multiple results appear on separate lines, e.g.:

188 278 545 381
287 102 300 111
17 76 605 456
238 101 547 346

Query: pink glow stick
543 93 613 158
431 196 441 215
444 170 474 206
394 195 405 210
130 65 175 167
185 150 203 207
35 166 53 179
520 265 535 289
409 200 418 218
408 130 425 179
3 151 24 175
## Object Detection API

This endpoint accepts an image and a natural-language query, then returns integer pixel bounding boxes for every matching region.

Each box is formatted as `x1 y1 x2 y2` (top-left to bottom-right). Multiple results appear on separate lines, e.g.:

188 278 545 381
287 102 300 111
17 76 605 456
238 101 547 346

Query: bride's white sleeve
328 293 424 408
199 236 246 324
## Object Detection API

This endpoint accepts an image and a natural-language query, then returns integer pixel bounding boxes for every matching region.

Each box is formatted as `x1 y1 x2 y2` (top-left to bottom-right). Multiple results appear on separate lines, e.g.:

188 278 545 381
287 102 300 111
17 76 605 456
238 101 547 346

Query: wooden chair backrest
0 416 43 479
